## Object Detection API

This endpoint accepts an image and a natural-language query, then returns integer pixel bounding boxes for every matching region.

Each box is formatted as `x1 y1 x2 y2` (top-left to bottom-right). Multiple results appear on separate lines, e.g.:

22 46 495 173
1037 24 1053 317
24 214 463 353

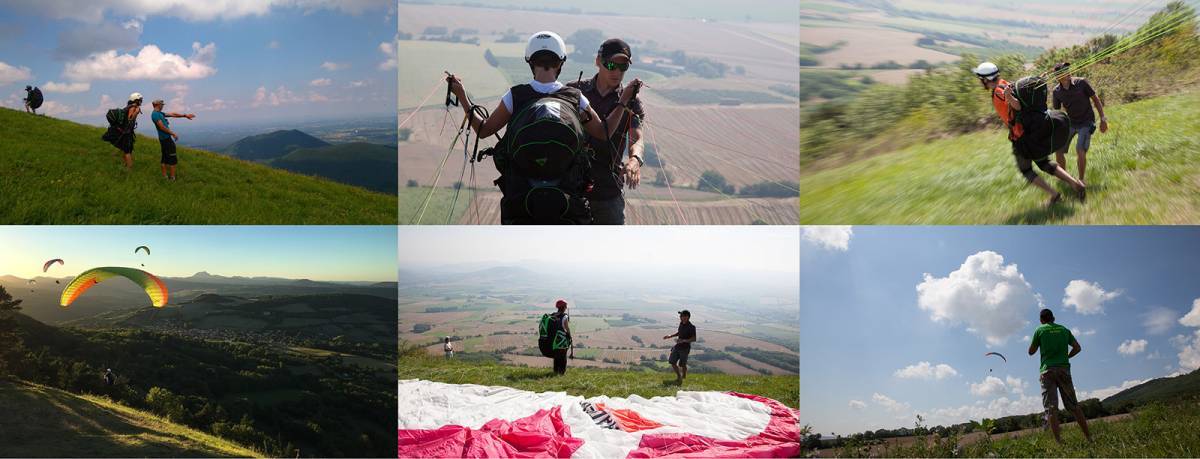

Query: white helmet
525 31 567 61
128 92 143 103
973 62 1000 80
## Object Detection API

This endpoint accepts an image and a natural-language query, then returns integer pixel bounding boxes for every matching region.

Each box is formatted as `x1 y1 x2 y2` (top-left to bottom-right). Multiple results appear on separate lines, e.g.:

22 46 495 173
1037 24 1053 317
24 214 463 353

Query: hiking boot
1077 184 1087 202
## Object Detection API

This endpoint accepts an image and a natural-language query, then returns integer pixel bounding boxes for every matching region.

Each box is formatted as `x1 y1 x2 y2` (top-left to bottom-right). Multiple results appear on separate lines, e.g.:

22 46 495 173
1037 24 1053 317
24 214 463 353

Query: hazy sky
398 226 800 274
1 226 397 282
801 226 1200 435
0 1 397 134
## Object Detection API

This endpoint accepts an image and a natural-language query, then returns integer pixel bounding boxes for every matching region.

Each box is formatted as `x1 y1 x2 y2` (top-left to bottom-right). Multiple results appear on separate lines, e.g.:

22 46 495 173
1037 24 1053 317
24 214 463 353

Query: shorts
159 138 178 165
1057 122 1095 154
668 344 690 366
1040 366 1079 411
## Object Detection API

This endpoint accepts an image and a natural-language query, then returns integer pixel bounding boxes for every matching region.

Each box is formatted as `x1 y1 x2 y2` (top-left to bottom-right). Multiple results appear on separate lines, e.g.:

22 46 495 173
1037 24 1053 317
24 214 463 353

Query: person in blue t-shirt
150 99 195 180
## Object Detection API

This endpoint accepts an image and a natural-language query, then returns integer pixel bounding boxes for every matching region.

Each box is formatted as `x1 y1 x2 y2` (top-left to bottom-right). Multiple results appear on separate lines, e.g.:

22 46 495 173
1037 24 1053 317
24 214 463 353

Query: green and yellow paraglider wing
60 267 168 308
135 246 150 255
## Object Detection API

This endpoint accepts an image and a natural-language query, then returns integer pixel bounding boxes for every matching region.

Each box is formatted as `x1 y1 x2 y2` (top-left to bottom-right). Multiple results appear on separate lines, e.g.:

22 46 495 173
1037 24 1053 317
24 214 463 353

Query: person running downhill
974 62 1086 208
663 310 697 384
1051 62 1108 186
150 99 195 180
1028 308 1093 444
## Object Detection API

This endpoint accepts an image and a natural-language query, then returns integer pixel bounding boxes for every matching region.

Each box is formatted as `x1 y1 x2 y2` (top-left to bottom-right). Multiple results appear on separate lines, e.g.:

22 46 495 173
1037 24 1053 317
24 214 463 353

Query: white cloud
872 393 909 413
267 40 281 50
1070 327 1096 337
0 61 33 85
321 61 349 71
310 78 332 87
1173 330 1200 371
1144 306 1179 335
1079 379 1147 401
4 0 387 23
801 226 853 251
41 81 91 93
894 361 958 380
848 399 866 410
379 39 397 70
1180 299 1200 327
1118 339 1147 356
969 376 1008 397
348 80 368 88
915 251 1037 346
63 42 217 82
252 85 303 107
55 21 142 59
1062 279 1120 315
920 394 1041 428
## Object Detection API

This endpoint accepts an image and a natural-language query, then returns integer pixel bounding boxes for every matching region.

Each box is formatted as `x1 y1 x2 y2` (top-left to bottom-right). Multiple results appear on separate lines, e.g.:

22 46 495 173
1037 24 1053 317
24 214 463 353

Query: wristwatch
630 154 644 166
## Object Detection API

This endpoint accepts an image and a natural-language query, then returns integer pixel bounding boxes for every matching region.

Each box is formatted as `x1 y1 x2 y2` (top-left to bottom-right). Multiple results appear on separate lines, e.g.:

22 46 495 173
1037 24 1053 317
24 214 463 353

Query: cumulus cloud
1070 327 1096 337
915 251 1037 346
321 61 348 71
1079 379 1147 400
42 81 91 93
1173 330 1200 371
894 361 958 380
310 78 332 87
848 399 866 410
1118 339 1147 356
54 20 142 60
0 61 33 85
920 394 1042 428
347 80 368 88
4 0 387 23
801 226 853 251
63 42 216 81
970 376 1009 397
252 85 303 107
1062 280 1120 315
1180 299 1200 327
872 393 909 413
1144 306 1179 335
379 39 397 70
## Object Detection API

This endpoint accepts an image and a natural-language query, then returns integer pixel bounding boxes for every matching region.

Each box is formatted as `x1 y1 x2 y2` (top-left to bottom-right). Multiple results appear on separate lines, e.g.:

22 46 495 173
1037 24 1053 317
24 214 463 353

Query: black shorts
669 344 691 366
159 138 178 165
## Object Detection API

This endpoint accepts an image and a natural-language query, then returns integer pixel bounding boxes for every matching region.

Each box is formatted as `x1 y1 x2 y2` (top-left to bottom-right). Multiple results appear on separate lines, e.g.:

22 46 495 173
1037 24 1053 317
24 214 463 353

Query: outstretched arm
167 112 195 119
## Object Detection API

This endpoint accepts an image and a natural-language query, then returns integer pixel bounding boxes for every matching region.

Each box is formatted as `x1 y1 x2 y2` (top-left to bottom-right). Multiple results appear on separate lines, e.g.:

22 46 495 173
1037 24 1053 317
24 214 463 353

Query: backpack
489 84 593 225
106 108 129 129
1010 76 1070 159
28 87 43 109
538 312 571 357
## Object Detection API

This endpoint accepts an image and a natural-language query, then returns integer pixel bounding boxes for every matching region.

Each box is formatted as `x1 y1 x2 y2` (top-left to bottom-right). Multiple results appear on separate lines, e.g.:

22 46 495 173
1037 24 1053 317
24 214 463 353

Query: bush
406 179 418 188
698 170 735 194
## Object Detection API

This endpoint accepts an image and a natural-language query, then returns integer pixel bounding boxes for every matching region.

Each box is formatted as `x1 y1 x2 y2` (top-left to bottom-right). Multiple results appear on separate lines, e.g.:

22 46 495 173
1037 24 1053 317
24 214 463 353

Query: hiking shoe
1047 192 1062 208
1077 185 1087 202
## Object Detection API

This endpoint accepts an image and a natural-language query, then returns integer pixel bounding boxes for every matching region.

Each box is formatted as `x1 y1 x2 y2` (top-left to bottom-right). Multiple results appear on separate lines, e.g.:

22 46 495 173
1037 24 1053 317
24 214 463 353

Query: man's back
1032 323 1074 372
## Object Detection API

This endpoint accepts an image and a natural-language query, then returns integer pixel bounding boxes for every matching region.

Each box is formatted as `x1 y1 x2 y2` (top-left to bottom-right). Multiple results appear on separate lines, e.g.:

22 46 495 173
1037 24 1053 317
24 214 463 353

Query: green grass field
0 108 396 224
869 402 1200 457
0 378 261 457
801 91 1200 224
398 352 798 409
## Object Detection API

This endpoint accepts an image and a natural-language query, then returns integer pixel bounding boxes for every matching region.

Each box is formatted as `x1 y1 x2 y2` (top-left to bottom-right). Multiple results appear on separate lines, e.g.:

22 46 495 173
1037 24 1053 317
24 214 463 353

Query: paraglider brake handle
444 70 460 108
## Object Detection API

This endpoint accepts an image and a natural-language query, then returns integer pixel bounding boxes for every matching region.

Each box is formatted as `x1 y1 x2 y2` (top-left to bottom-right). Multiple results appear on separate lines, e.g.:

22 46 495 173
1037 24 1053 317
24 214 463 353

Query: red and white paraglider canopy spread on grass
397 379 800 458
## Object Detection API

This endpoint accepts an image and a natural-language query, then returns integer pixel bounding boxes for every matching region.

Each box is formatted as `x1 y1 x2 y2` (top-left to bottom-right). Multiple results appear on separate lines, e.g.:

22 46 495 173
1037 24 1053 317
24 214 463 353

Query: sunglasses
603 60 630 72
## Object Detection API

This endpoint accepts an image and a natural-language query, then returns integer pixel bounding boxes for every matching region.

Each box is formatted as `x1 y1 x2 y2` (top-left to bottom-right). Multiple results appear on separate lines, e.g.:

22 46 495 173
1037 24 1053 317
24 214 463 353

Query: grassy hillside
221 129 330 161
0 378 261 457
801 90 1200 224
398 351 798 409
272 142 398 193
0 109 395 224
1104 369 1200 408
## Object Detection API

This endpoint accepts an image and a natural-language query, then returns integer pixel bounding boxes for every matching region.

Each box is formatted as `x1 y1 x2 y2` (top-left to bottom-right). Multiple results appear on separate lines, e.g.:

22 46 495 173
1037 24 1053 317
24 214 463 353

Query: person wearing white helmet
116 92 144 171
975 62 1085 208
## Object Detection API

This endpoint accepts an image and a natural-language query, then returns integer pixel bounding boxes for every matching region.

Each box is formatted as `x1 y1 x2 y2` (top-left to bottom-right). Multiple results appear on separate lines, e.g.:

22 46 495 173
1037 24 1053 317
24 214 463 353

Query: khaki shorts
1040 366 1079 411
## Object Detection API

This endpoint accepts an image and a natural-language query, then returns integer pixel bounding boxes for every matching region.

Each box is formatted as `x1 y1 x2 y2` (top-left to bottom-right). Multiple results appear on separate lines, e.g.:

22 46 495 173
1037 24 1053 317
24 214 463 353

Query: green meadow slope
398 353 798 409
0 379 261 458
0 108 395 224
801 91 1200 224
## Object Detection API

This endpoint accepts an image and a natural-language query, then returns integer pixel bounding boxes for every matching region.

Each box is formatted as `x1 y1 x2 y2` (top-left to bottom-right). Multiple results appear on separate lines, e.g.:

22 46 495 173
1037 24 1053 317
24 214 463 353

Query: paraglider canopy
985 352 1007 372
60 267 168 307
43 259 64 272
134 246 150 255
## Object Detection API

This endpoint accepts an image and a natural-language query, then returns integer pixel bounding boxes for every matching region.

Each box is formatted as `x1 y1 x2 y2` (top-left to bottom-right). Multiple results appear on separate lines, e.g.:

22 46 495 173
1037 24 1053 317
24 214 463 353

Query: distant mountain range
219 129 396 193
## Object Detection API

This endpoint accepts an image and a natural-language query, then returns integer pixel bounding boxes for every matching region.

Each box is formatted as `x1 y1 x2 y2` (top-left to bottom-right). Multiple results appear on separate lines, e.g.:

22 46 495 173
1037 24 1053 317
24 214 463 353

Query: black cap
677 310 690 317
598 38 631 61
1054 62 1070 72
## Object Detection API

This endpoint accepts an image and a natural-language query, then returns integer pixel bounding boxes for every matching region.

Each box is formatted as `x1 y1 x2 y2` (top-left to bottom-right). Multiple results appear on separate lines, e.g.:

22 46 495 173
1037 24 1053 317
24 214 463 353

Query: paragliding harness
102 106 135 145
1010 76 1070 161
538 312 572 358
25 87 43 110
475 84 594 224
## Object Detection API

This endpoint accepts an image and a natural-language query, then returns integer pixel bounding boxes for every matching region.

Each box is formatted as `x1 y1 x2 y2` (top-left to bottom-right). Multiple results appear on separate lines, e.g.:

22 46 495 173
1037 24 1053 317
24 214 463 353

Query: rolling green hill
0 378 261 458
1103 369 1200 408
398 349 798 409
0 109 395 224
800 90 1200 224
271 142 398 193
220 129 330 161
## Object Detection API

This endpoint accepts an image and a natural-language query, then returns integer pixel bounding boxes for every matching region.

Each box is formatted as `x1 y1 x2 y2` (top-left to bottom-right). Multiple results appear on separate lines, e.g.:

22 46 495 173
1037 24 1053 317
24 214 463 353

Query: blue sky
1 226 397 282
800 226 1200 435
0 1 396 134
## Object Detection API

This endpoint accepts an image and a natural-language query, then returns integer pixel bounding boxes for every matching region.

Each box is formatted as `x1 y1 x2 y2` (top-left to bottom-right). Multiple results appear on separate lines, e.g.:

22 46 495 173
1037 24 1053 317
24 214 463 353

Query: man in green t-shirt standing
1028 308 1093 443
